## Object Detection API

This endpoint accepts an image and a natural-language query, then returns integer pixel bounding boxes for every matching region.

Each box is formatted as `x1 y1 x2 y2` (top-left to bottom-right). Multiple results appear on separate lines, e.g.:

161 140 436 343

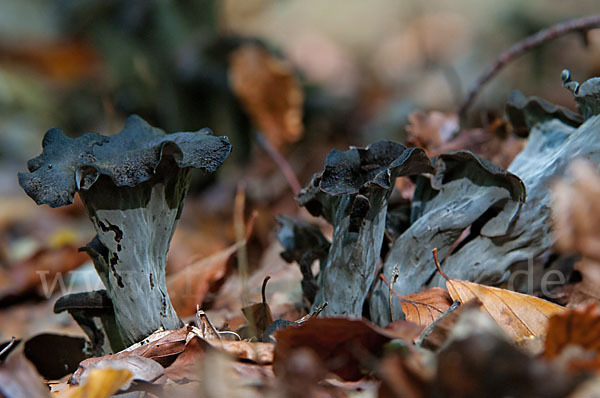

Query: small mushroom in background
295 141 434 317
18 115 231 351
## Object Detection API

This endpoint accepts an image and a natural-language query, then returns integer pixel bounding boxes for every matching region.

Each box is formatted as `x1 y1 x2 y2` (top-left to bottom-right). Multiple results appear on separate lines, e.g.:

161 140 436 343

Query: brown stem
458 15 600 121
261 275 271 304
432 248 450 281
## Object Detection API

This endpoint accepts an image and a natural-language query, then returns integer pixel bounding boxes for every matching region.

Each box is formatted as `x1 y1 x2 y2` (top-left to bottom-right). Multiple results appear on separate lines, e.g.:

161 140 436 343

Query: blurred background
1 0 599 344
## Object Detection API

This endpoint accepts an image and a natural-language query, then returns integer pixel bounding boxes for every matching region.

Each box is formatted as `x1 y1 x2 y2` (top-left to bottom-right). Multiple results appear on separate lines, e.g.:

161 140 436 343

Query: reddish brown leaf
399 287 453 328
164 336 210 382
273 317 400 381
229 44 303 150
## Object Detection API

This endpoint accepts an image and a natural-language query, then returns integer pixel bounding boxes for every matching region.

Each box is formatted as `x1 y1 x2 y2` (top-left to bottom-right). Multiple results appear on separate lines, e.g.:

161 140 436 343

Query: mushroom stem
79 158 187 347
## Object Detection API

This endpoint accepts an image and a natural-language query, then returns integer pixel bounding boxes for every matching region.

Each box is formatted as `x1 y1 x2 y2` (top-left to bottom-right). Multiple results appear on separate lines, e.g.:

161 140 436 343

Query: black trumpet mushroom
296 141 434 317
19 115 231 351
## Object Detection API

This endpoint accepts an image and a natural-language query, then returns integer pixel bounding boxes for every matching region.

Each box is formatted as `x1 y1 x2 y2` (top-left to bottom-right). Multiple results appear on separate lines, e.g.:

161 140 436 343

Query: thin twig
432 248 451 281
254 131 302 195
415 300 461 347
310 301 328 318
458 15 600 121
0 337 16 359
379 273 443 313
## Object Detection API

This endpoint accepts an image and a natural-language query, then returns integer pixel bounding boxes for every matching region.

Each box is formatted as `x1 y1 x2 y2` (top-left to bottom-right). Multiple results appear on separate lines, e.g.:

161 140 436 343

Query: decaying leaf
163 336 210 383
229 44 303 150
273 317 410 381
399 287 453 328
545 303 600 359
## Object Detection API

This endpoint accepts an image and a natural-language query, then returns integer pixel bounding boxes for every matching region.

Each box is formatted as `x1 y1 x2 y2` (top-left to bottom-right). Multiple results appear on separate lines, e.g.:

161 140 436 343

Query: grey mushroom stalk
19 115 231 351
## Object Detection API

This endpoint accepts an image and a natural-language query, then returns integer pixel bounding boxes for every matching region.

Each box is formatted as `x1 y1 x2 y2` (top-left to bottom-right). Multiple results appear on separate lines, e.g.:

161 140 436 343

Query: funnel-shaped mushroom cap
18 115 231 208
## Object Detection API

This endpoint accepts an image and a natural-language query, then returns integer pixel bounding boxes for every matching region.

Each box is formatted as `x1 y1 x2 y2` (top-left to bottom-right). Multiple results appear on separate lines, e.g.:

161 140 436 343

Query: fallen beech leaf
229 44 303 150
544 303 600 359
58 368 133 398
446 278 564 340
273 317 400 381
400 287 453 327
433 250 565 340
451 279 565 340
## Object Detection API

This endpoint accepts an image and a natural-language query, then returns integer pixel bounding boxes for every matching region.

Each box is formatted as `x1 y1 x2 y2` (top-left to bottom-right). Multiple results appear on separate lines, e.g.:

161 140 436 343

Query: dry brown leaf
446 278 565 340
431 249 565 340
400 287 453 328
544 303 600 359
229 44 303 150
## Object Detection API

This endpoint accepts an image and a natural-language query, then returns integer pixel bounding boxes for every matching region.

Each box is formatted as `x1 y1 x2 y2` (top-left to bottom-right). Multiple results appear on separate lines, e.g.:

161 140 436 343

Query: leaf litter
2 7 600 398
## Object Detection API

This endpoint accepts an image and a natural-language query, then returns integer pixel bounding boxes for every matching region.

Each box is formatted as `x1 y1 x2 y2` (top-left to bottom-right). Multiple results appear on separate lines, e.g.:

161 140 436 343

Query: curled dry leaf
544 303 600 360
399 287 453 328
229 44 303 150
